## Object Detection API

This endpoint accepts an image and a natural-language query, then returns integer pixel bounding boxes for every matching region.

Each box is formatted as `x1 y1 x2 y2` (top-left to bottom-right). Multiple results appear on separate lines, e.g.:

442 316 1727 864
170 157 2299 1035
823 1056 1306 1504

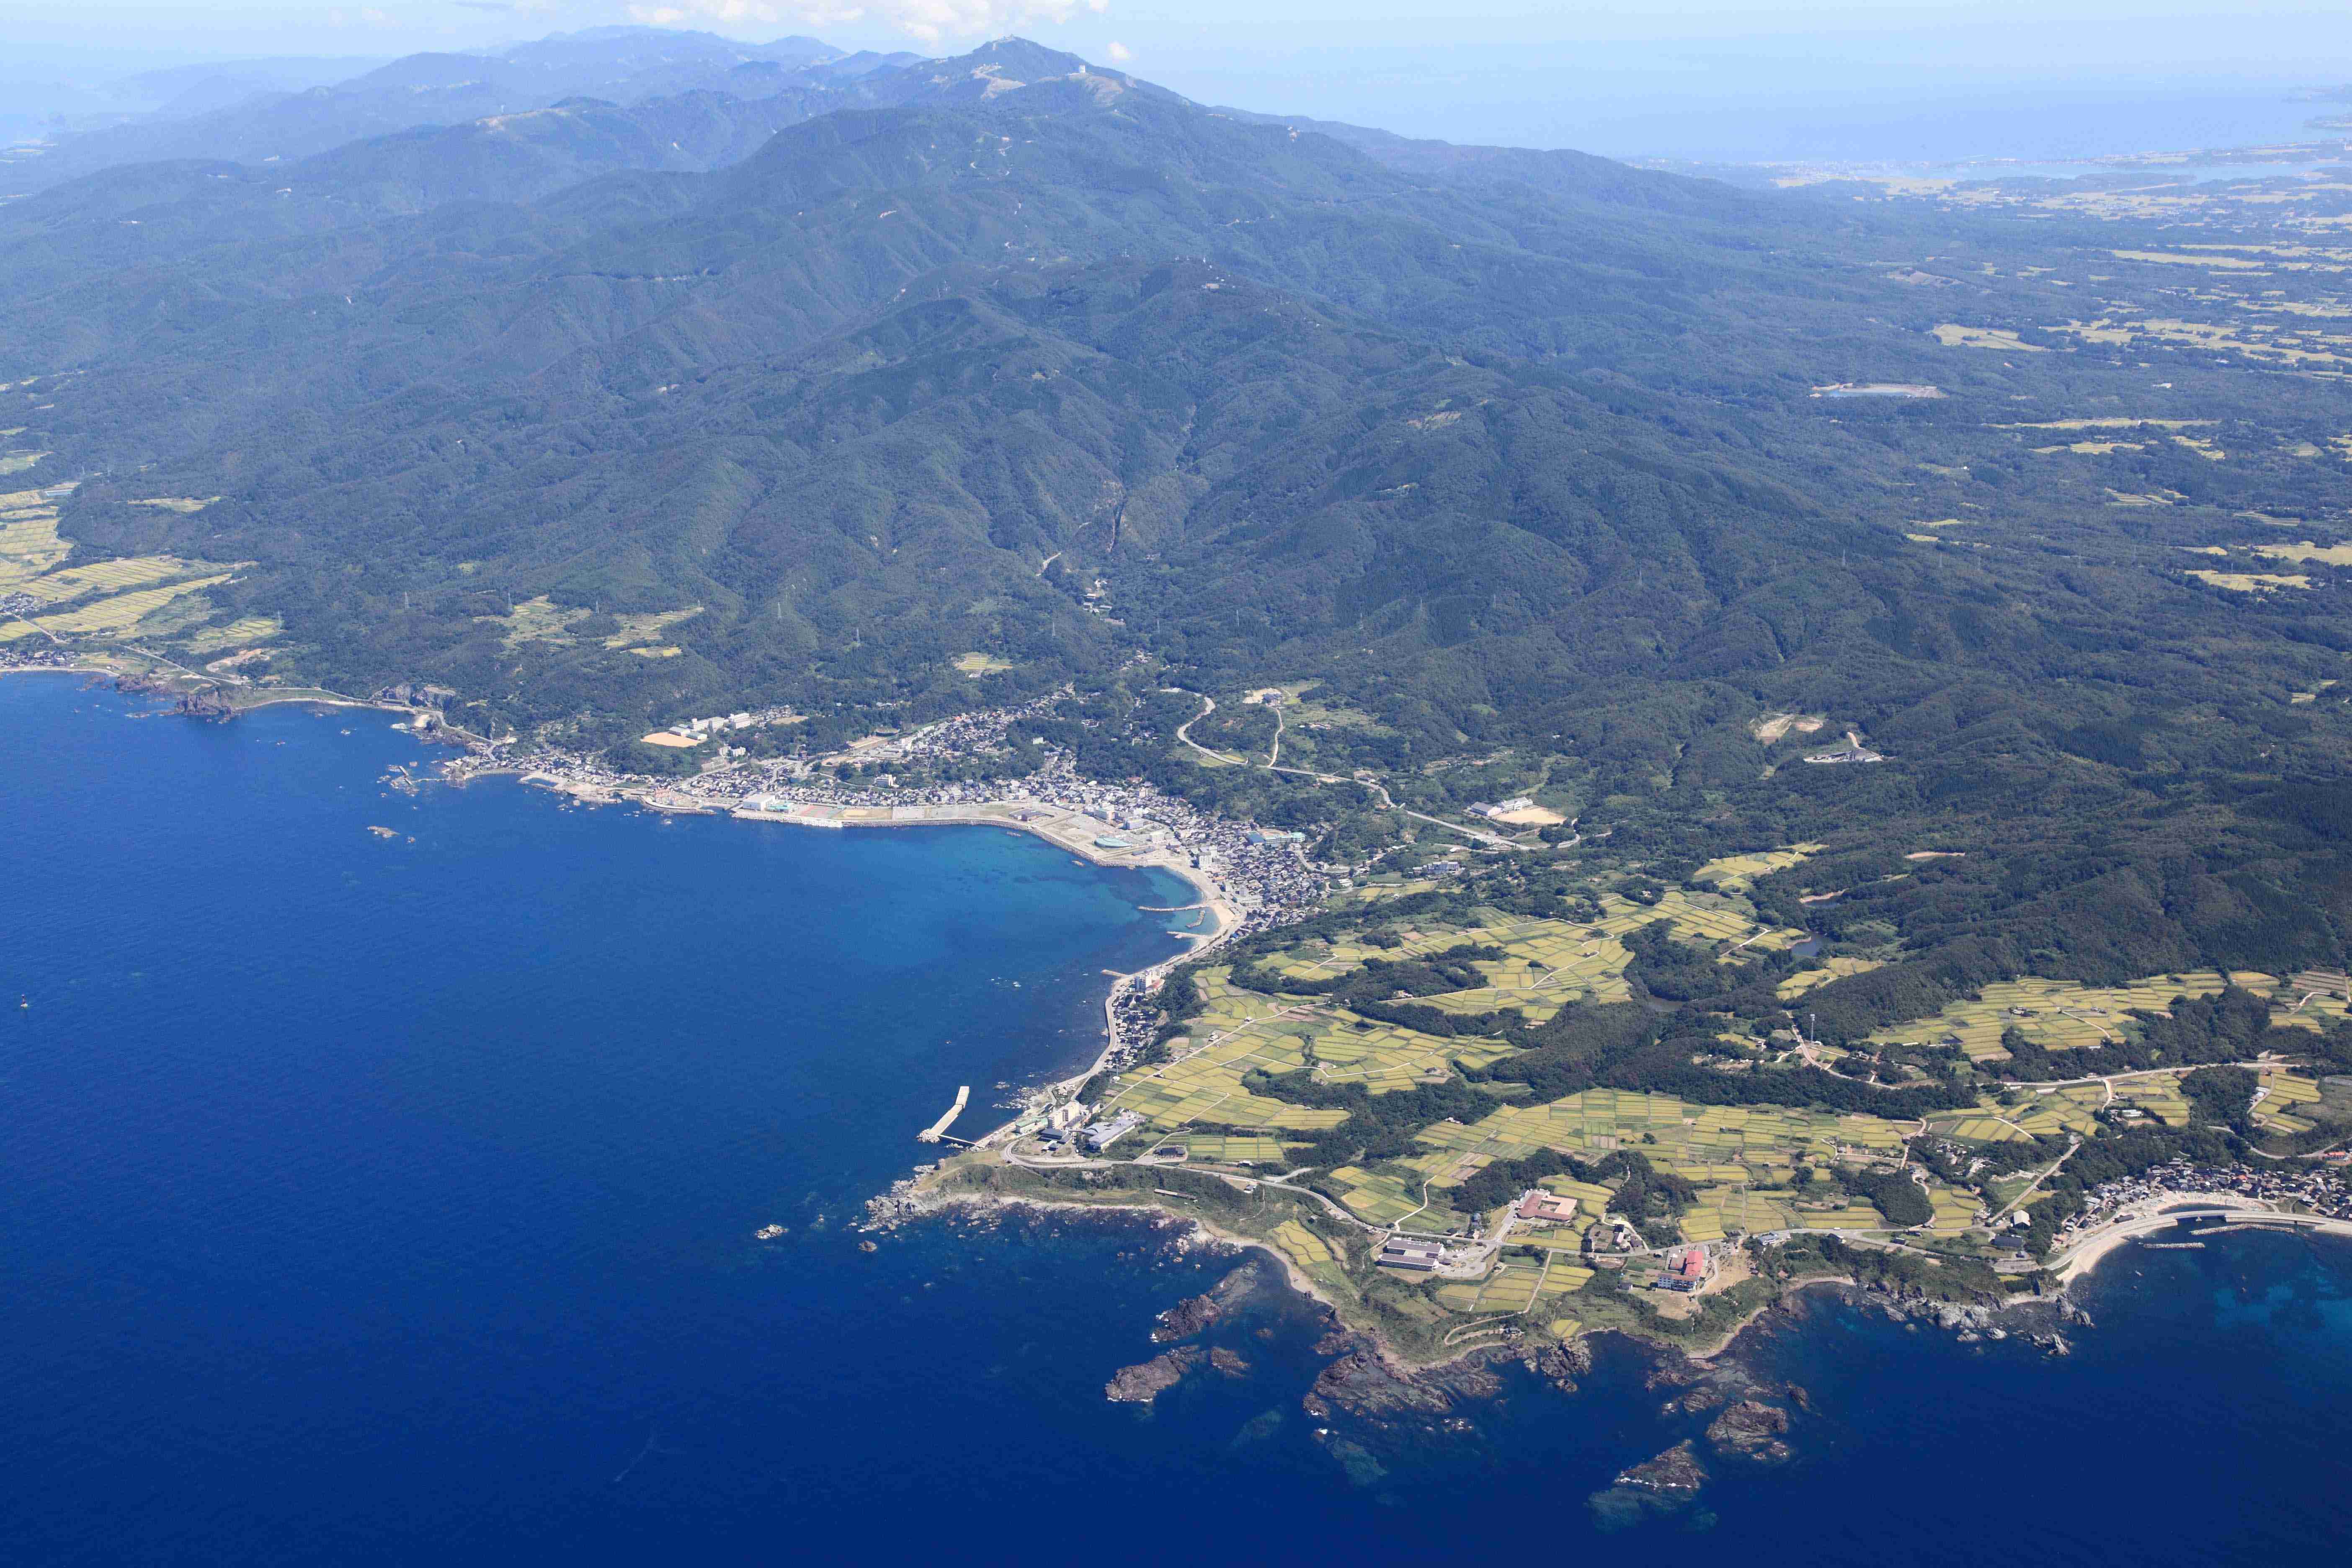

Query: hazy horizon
2 2 2348 165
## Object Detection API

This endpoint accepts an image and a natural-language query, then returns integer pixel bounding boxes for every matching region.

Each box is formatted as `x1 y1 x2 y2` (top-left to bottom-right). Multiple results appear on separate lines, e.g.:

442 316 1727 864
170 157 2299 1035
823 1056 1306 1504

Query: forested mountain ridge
5 37 2352 1005
0 28 851 193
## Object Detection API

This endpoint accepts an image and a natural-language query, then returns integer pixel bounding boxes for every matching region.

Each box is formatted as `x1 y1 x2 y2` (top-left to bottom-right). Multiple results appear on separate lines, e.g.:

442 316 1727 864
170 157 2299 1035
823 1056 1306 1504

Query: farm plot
0 572 237 642
1779 955 1885 999
1295 1012 1518 1092
2254 1070 2326 1135
186 616 283 654
1422 1091 1908 1176
1269 1221 1353 1297
1692 844 1823 893
15 554 205 604
1867 972 2250 1062
1174 1134 1291 1165
0 496 68 589
1327 1164 1447 1228
1465 1258 1547 1314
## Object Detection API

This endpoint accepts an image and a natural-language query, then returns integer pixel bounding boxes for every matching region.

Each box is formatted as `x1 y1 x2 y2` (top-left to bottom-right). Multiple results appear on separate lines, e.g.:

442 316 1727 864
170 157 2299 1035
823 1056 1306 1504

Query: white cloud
622 0 1108 45
1105 40 1131 62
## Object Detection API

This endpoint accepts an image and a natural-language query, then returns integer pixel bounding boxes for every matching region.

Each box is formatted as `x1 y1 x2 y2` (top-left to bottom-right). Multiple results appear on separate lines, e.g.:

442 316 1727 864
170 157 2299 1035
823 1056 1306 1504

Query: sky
2 0 2348 162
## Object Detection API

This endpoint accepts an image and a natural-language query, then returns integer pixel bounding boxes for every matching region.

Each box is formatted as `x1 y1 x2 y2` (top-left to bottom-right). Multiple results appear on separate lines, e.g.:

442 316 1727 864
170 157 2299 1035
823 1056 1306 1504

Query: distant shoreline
10 662 1244 1139
1 659 426 721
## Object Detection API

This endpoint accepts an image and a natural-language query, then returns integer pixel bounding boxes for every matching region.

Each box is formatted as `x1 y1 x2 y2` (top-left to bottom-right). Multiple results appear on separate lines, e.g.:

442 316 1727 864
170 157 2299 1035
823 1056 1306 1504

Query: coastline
29 659 2352 1441
76 658 2352 1381
2050 1194 2352 1285
2 658 438 722
18 659 1263 1151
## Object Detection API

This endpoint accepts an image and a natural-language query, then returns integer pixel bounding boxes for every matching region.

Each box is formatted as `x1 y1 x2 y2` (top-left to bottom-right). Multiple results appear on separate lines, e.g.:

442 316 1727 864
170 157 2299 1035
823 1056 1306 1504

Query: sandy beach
2054 1192 2352 1284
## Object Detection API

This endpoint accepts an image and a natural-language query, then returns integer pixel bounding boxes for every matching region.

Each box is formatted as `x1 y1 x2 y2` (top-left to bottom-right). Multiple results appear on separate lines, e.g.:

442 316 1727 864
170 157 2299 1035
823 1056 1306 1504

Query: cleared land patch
187 616 282 654
1932 324 2047 351
2252 541 2352 566
606 607 701 648
1749 713 1826 744
2189 569 2311 591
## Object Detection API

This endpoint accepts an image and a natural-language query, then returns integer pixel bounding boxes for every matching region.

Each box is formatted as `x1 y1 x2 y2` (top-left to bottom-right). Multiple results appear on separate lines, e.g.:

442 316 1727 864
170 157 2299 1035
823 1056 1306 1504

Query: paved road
1170 689 1527 850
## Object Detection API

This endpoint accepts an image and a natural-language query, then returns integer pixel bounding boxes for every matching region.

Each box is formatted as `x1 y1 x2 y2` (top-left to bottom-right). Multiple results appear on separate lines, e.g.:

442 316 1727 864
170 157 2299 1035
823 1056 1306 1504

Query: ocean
4 672 2349 1564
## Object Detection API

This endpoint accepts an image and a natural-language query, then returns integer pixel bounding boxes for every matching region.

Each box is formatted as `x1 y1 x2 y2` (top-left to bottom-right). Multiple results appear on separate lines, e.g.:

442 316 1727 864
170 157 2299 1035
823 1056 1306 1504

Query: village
431 691 1335 948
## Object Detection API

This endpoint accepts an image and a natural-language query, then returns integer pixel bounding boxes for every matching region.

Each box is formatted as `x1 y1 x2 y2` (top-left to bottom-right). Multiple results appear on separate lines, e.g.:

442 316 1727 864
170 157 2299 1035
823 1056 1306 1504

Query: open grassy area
1777 954 1885 999
2189 570 2312 592
2253 541 2352 567
487 594 588 649
606 607 701 648
185 616 283 654
1933 323 2048 351
952 651 1013 676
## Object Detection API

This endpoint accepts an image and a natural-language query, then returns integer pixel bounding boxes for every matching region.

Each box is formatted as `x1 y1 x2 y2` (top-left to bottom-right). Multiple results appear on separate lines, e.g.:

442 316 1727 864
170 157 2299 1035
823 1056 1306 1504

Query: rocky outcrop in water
176 687 237 722
1616 1440 1707 1493
1302 1336 1501 1422
1520 1336 1590 1395
1106 1346 1204 1403
1706 1399 1793 1463
1153 1292 1222 1343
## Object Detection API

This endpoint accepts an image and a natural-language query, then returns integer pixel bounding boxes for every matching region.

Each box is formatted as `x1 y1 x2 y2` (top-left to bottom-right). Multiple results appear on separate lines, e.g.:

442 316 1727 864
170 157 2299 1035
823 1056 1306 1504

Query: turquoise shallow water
5 672 2351 1565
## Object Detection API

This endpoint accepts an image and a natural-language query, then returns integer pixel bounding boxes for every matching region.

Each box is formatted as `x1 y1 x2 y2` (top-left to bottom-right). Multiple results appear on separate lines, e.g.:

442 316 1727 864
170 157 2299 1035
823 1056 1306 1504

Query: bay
4 671 2350 1565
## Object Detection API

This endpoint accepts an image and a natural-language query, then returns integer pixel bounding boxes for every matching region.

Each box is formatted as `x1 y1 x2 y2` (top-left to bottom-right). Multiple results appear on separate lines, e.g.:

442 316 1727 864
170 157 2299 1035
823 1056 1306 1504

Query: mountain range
5 30 2350 1001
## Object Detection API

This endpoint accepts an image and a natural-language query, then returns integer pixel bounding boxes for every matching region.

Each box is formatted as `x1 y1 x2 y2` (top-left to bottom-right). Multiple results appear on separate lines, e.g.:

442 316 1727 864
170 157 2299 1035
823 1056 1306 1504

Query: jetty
918 1085 970 1143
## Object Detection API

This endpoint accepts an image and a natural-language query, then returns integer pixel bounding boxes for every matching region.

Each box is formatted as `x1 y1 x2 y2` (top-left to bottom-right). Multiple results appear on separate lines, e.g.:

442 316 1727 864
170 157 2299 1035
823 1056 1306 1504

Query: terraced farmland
1868 972 2275 1062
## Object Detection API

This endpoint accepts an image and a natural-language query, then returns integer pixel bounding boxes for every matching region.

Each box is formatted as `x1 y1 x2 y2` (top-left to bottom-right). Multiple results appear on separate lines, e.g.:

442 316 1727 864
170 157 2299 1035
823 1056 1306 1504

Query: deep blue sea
5 672 2351 1565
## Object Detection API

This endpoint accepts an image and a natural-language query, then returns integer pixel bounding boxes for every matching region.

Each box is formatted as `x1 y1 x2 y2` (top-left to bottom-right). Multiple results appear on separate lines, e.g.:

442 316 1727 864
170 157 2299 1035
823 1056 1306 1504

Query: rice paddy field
1868 972 2259 1062
15 555 207 604
1779 954 1885 1000
1168 1133 1291 1165
0 489 255 650
1257 888 1805 1025
2253 1070 2327 1135
0 491 69 589
186 616 284 654
1268 1220 1353 1297
1417 1090 1908 1171
1692 843 1823 893
1075 866 2347 1338
0 571 237 642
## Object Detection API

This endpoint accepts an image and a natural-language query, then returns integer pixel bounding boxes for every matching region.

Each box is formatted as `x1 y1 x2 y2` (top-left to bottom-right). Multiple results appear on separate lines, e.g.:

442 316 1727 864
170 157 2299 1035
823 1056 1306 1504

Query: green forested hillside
5 38 2352 1001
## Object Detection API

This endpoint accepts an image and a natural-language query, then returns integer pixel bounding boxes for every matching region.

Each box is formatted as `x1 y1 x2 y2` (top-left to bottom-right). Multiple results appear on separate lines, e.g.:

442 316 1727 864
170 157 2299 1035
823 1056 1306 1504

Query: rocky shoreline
870 1178 2099 1513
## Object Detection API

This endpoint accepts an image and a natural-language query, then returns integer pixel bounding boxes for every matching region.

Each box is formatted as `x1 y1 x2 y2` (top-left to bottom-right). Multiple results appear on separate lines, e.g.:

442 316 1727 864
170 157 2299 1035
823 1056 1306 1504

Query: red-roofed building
1515 1189 1581 1223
